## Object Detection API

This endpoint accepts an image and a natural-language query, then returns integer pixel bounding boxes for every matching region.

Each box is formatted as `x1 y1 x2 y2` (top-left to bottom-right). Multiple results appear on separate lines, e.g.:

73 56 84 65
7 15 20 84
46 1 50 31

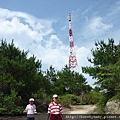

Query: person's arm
59 104 63 114
34 105 37 114
47 103 51 120
59 104 65 120
23 105 28 113
48 103 51 114
23 110 28 113
47 113 51 120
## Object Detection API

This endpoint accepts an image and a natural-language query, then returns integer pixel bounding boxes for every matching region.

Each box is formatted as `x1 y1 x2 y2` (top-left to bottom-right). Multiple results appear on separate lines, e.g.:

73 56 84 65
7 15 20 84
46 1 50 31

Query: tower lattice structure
68 13 78 72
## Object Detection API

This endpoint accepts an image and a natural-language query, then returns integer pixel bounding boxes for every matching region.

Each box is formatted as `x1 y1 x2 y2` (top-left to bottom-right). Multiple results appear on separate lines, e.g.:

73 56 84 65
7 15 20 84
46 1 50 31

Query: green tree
45 65 57 83
0 39 43 111
44 65 58 95
0 39 27 95
82 38 120 99
55 65 92 95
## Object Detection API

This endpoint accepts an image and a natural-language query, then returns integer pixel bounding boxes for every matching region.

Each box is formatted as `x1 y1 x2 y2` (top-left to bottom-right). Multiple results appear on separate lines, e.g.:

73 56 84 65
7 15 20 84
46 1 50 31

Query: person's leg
27 117 35 120
27 118 29 120
30 117 34 120
50 114 57 120
27 117 30 120
57 115 62 120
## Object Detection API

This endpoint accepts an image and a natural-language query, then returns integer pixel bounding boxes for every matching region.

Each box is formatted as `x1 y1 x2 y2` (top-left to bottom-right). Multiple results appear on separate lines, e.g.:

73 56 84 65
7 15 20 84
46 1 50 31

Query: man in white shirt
23 98 37 120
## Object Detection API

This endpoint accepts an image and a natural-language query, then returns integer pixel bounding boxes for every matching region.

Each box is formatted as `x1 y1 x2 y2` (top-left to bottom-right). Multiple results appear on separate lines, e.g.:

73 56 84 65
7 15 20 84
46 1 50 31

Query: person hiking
23 98 37 120
48 94 63 120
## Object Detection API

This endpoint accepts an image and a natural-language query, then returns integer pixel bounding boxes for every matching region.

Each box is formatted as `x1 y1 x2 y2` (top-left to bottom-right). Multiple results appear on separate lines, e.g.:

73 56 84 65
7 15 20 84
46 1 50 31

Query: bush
58 94 78 107
0 90 23 115
95 93 108 114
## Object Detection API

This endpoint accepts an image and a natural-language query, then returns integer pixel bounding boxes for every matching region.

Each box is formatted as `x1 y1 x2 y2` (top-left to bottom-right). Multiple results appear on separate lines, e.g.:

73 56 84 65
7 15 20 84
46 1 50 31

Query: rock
105 99 120 114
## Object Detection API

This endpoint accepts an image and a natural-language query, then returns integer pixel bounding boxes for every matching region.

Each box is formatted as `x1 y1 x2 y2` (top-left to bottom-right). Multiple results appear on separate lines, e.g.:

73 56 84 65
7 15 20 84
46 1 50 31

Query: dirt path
63 105 96 114
0 105 96 120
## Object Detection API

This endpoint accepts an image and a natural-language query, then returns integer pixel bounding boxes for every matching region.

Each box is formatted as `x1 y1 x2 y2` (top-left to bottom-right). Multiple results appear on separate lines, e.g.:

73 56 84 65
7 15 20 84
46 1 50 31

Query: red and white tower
68 13 78 72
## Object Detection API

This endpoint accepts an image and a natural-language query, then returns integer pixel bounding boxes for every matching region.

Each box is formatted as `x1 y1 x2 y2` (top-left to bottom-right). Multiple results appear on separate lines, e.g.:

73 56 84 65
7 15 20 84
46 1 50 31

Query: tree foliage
0 39 91 114
1 38 119 114
82 38 120 100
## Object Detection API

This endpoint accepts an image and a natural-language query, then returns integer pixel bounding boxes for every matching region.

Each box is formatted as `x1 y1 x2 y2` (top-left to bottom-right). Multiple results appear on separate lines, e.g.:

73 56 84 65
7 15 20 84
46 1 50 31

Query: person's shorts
27 117 35 120
50 114 62 120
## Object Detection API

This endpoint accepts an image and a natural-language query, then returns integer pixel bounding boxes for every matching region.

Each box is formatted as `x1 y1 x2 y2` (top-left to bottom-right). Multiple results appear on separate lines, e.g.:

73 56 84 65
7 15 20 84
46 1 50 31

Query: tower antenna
68 13 79 72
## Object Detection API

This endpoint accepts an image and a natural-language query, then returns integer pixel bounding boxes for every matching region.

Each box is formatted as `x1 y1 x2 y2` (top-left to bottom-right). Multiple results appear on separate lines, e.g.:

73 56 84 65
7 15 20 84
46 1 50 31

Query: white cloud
0 8 69 71
76 46 92 72
0 8 99 86
88 16 112 35
45 35 63 48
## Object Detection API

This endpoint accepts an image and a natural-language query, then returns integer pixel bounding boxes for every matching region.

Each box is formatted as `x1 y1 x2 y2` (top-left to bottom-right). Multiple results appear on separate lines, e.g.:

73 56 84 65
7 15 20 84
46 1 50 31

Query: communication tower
68 13 78 72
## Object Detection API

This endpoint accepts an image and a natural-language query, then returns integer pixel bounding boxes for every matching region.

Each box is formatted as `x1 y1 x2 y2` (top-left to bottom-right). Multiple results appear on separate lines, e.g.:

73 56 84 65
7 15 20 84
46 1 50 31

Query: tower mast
68 13 78 72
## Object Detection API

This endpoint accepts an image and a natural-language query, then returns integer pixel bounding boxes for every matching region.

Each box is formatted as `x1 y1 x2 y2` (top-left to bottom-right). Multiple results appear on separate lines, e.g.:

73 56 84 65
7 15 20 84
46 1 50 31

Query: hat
53 94 58 98
29 98 34 102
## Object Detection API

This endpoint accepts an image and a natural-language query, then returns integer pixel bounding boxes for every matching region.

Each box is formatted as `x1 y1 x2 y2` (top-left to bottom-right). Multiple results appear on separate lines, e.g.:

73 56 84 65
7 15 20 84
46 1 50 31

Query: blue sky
0 0 120 87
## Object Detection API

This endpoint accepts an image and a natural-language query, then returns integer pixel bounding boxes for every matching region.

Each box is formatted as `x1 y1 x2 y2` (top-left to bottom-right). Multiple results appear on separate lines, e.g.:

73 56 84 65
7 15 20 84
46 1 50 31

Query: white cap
29 98 34 102
53 94 58 98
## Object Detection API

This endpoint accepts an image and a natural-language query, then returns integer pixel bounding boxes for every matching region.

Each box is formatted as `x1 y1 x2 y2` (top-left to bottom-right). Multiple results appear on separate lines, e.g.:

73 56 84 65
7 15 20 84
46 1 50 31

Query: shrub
0 90 23 115
58 94 78 107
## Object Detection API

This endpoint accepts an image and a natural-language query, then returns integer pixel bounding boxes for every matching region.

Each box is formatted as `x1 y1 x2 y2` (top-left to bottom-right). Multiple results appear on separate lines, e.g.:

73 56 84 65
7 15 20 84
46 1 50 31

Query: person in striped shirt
48 94 63 120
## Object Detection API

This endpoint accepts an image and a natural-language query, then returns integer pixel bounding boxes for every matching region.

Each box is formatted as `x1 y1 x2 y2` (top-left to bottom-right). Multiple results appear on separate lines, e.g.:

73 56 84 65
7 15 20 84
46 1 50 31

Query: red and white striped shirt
48 102 63 114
